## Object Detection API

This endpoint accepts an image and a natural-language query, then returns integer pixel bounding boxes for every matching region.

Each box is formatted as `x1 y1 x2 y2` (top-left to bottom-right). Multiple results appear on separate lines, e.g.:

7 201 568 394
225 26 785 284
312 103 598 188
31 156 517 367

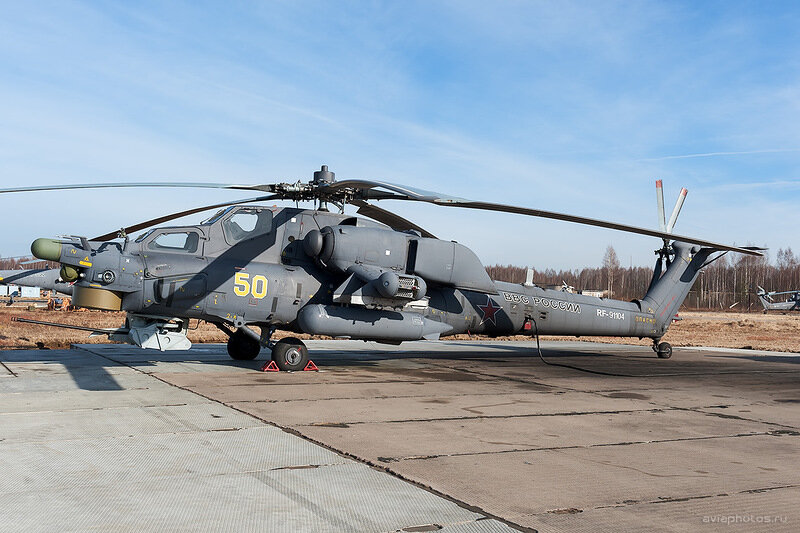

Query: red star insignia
477 296 502 325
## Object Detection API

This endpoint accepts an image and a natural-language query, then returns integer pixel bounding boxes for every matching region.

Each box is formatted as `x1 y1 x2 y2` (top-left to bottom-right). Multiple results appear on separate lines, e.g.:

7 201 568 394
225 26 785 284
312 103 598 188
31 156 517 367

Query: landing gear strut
653 339 672 359
271 337 309 371
217 322 309 369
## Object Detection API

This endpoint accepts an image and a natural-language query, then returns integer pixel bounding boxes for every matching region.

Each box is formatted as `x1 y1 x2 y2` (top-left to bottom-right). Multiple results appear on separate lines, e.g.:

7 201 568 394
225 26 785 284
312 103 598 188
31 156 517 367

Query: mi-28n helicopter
1 167 762 370
756 286 800 313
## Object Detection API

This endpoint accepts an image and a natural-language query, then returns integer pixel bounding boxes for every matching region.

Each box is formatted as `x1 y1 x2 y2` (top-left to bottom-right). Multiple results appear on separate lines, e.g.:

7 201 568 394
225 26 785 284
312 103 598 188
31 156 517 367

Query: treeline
0 257 59 270
487 247 800 312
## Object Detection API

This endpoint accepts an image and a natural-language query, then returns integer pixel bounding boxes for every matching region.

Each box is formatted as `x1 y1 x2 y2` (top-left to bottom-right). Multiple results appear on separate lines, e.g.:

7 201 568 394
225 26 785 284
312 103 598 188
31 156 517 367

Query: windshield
222 207 273 244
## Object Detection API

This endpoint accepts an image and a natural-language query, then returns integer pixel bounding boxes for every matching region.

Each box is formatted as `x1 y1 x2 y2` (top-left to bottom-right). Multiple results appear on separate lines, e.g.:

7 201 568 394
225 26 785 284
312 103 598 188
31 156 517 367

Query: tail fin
642 242 713 333
756 287 772 308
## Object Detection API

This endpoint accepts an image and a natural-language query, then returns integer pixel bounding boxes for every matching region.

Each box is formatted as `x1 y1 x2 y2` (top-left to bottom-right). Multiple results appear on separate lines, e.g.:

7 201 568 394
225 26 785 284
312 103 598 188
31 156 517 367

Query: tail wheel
227 330 261 360
656 342 672 359
272 337 309 371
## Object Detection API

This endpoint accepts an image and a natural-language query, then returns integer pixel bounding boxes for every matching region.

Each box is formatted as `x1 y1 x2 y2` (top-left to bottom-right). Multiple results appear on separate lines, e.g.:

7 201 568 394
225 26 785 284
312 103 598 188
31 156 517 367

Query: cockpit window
222 208 273 244
147 231 200 253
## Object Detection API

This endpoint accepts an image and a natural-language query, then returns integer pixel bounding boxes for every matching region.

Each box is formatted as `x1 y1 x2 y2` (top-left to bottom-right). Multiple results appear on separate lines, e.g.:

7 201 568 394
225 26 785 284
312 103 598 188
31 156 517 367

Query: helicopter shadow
256 341 643 369
708 353 800 365
0 347 125 391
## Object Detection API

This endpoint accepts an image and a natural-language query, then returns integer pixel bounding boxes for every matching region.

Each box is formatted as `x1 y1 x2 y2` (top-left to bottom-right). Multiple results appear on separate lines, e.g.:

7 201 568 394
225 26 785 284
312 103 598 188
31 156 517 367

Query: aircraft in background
756 286 800 313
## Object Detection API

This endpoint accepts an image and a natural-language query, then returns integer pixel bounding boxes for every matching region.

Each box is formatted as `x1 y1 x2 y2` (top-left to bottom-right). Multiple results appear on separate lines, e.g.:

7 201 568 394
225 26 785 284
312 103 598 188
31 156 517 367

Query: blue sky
0 1 797 270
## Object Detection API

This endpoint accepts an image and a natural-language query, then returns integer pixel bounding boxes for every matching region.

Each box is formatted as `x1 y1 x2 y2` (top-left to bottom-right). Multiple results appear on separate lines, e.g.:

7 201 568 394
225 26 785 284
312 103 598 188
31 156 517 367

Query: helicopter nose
31 238 62 262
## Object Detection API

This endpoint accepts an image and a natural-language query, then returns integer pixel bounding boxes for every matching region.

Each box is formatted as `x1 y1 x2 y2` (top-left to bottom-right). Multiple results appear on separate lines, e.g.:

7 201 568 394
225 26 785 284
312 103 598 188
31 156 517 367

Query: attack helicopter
0 268 72 295
756 287 800 313
1 166 762 370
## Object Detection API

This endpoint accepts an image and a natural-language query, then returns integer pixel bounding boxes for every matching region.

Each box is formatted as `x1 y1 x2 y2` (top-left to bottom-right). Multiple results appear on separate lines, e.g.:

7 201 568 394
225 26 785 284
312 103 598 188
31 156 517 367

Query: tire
656 342 672 359
227 330 261 360
271 337 309 371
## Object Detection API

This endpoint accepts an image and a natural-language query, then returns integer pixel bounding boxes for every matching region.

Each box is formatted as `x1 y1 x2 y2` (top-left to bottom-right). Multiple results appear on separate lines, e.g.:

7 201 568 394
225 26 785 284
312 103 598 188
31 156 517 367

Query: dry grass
0 306 321 349
0 306 798 352
661 311 800 352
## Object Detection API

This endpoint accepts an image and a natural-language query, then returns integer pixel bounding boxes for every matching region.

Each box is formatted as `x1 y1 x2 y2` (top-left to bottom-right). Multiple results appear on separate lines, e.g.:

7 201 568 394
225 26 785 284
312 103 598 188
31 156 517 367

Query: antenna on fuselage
524 268 534 287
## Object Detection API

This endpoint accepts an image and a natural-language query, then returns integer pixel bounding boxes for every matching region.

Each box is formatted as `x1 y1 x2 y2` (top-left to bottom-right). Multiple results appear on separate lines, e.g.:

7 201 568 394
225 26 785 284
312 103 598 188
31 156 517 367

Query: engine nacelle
303 225 496 294
306 225 410 273
409 237 496 293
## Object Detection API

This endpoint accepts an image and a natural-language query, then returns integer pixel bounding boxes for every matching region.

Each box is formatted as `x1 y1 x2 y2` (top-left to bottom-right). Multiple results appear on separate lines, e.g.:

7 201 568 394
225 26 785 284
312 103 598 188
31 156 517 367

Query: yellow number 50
233 272 268 299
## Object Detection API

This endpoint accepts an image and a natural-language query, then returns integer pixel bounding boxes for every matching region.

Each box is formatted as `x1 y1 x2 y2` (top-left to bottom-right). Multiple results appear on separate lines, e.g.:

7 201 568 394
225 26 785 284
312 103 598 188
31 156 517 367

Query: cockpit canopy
203 206 274 245
134 206 275 256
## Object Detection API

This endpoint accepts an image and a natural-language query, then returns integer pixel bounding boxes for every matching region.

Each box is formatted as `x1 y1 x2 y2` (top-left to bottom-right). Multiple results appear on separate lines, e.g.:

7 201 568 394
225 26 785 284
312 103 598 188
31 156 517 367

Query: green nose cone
31 238 62 262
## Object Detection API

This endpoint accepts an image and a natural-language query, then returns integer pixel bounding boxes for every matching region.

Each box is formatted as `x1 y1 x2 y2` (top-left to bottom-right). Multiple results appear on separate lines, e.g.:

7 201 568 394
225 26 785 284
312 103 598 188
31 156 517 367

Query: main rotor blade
426 199 763 256
351 200 436 239
766 290 800 297
330 179 762 256
4 173 765 257
0 182 277 194
92 194 280 241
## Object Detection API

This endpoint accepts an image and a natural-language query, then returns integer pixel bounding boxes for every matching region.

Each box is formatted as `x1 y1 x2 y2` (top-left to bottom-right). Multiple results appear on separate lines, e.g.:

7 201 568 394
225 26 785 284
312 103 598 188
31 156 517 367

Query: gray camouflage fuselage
39 205 709 344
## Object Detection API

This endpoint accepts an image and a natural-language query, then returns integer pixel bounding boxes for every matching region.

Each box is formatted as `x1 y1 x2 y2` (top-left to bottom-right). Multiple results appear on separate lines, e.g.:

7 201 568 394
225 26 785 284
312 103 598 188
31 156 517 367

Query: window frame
144 230 202 254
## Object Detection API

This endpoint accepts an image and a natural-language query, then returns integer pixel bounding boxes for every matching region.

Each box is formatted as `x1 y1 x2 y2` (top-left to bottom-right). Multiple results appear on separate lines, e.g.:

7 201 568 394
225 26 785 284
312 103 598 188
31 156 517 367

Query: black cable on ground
530 317 682 378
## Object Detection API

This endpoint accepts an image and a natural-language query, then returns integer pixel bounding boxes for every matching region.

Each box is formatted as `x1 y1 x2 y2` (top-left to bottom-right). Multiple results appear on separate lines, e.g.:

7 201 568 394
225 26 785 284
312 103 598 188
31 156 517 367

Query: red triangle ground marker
303 360 319 371
261 360 279 372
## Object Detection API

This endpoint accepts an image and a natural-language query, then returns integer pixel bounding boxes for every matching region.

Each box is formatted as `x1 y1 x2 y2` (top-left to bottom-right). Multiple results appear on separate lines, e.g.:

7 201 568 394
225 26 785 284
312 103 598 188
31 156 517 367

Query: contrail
706 180 800 192
639 148 800 161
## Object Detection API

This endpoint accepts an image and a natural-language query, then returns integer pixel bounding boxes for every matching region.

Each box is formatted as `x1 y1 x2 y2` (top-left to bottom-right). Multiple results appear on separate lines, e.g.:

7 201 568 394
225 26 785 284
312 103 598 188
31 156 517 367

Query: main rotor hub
313 165 335 184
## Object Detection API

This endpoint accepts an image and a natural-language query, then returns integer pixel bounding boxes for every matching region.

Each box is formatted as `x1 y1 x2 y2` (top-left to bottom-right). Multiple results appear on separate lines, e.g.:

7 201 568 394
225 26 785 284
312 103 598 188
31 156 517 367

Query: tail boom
454 242 712 342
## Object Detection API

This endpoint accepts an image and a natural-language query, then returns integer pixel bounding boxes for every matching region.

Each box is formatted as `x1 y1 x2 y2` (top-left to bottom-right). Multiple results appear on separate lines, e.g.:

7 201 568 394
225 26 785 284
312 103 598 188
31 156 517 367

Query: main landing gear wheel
227 329 261 360
656 341 673 359
271 337 309 371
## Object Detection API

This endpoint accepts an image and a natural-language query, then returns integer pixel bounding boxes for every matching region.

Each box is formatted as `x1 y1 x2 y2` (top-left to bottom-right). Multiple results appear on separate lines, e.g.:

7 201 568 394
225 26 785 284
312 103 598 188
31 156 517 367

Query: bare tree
486 243 799 312
603 245 620 297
